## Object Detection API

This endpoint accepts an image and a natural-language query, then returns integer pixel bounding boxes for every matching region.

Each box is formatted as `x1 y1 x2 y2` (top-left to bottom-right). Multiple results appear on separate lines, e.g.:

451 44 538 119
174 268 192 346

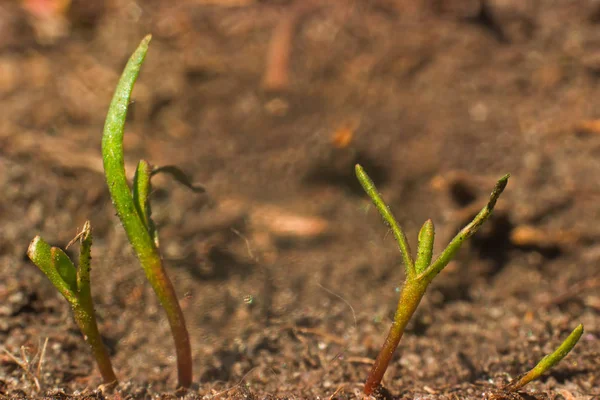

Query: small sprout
504 324 584 392
356 164 509 395
101 35 195 388
27 222 117 384
415 219 434 274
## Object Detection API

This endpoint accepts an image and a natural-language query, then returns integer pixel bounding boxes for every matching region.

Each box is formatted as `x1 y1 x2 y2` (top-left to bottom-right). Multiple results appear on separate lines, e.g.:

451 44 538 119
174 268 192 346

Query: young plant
102 35 195 388
27 221 117 384
504 324 583 393
356 164 510 395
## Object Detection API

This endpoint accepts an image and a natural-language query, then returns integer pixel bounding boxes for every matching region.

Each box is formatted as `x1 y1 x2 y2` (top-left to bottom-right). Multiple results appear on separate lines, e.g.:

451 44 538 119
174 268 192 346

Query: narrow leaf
415 219 435 274
152 165 205 193
51 247 78 293
506 324 584 391
27 236 77 303
355 164 415 276
421 174 509 284
133 160 152 228
101 34 158 259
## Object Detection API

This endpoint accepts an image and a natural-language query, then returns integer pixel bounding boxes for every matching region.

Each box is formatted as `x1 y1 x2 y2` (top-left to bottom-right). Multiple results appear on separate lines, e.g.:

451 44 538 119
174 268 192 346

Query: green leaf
51 247 78 293
506 324 584 391
102 34 158 260
420 174 509 284
27 236 77 303
133 160 161 247
133 160 153 228
355 164 415 277
415 219 434 274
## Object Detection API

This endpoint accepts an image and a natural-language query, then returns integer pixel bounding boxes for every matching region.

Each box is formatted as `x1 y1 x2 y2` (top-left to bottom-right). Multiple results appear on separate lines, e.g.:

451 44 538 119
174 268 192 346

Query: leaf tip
498 173 510 188
27 236 42 258
355 163 364 175
487 173 510 210
572 323 584 341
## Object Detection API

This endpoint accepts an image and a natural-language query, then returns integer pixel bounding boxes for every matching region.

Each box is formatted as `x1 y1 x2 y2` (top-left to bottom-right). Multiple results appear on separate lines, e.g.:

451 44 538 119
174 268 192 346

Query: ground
0 0 599 399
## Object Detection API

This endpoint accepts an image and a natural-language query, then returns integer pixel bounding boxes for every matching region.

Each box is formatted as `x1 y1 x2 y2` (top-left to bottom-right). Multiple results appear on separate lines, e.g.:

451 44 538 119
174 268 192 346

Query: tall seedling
101 35 193 388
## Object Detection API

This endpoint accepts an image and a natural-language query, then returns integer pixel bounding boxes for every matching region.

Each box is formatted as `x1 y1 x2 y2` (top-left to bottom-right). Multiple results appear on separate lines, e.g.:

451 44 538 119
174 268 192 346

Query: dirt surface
1 0 599 399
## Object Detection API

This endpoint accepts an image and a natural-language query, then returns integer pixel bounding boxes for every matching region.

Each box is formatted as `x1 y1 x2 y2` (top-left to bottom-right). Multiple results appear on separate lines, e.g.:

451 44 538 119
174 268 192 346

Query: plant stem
75 221 117 384
101 35 192 388
364 278 426 395
72 303 117 384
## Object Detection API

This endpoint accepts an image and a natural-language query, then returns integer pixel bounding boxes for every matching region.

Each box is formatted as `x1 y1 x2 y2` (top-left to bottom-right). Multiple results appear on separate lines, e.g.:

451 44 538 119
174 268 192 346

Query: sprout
27 222 117 384
505 324 584 392
356 164 509 395
101 35 194 388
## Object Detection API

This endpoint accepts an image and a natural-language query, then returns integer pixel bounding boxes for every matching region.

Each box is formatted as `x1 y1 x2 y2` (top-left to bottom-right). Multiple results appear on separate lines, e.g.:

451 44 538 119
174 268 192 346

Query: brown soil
0 1 599 399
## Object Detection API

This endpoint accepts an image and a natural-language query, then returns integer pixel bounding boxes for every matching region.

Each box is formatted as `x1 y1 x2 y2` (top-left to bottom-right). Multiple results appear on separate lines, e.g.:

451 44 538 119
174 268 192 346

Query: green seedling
101 35 196 388
356 164 509 395
27 221 117 384
504 324 584 392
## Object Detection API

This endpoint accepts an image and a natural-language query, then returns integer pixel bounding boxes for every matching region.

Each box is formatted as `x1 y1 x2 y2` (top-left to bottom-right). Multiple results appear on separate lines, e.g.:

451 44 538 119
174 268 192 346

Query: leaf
101 34 157 257
51 247 78 293
415 219 434 274
27 236 77 303
152 165 205 193
505 324 584 391
355 164 415 277
421 174 509 284
133 160 152 228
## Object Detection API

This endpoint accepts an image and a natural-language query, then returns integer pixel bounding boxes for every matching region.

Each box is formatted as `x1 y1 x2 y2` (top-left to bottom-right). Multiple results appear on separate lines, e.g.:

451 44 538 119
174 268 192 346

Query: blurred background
0 0 599 398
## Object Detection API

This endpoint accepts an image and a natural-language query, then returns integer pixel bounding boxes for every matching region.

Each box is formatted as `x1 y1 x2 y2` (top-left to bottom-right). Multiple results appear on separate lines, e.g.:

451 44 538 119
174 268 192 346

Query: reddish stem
364 280 426 395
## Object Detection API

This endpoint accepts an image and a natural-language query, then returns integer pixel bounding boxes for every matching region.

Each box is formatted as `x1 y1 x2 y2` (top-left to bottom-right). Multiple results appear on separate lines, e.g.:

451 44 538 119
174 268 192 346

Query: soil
0 1 599 399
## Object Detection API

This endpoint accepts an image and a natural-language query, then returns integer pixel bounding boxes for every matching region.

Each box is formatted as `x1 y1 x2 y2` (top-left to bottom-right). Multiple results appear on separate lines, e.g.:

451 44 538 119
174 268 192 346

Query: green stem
77 221 93 299
75 221 117 383
72 302 117 384
101 35 192 388
364 279 426 395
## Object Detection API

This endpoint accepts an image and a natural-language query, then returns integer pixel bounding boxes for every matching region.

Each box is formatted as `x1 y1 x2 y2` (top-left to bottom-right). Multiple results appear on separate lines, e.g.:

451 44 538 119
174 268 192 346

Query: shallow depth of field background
0 1 599 398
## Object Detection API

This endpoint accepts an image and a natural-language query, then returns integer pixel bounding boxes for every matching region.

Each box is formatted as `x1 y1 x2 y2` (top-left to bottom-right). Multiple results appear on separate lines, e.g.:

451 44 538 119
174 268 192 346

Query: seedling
356 164 509 395
27 221 117 384
504 324 583 393
101 35 197 388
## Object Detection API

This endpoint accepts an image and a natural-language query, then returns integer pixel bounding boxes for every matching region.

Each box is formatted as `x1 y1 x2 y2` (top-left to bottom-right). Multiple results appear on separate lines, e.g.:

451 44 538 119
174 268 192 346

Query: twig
1 346 41 392
328 384 345 399
35 338 49 388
